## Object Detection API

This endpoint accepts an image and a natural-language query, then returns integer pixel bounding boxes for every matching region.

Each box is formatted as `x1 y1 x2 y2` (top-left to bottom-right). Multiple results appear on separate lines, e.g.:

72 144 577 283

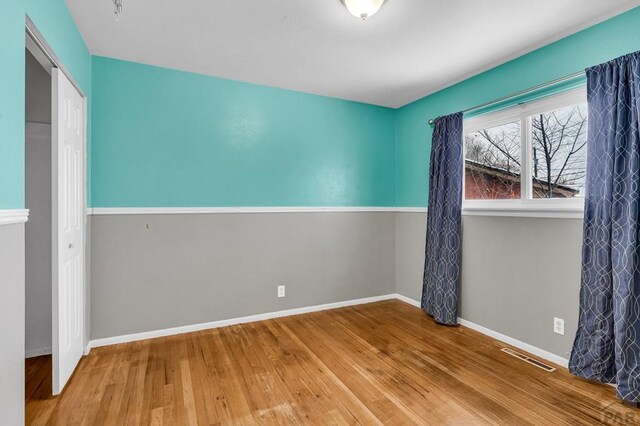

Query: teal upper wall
0 0 91 209
91 57 397 207
3 5 639 209
0 1 27 209
396 6 640 207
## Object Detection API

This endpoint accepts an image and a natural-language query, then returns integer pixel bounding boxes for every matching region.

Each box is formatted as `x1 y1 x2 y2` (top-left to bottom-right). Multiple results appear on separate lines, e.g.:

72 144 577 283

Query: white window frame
462 87 587 219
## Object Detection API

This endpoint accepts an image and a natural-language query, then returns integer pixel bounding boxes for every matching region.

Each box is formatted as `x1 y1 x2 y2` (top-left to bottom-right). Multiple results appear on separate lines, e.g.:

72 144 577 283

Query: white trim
87 293 568 369
26 347 52 358
463 209 583 219
90 207 399 215
394 294 569 368
89 294 397 348
395 208 428 213
464 108 523 135
0 209 29 225
463 201 584 219
458 318 569 368
86 206 585 218
395 293 422 307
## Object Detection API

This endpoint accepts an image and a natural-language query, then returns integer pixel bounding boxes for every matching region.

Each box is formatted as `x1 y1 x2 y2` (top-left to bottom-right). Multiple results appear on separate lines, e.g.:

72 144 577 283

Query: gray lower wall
0 224 25 425
395 212 427 302
90 210 583 360
90 212 396 339
396 212 583 359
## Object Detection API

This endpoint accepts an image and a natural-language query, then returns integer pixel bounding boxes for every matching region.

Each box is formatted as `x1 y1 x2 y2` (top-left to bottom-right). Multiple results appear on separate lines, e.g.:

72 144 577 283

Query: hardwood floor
26 300 638 425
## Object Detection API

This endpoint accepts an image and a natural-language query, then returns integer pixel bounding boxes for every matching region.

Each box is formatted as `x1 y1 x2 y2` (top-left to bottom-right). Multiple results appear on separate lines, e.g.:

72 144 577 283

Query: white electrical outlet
554 317 565 335
277 285 286 298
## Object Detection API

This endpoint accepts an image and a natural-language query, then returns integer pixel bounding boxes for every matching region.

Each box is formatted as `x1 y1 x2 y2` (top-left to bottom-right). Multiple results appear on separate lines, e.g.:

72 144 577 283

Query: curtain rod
427 70 586 126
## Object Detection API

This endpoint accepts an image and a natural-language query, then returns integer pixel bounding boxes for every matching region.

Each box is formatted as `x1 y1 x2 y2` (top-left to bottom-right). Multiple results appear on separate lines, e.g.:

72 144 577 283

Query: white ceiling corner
66 0 639 108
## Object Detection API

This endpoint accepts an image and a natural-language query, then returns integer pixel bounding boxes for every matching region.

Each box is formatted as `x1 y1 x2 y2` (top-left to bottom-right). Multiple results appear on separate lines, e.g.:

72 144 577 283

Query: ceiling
66 0 639 108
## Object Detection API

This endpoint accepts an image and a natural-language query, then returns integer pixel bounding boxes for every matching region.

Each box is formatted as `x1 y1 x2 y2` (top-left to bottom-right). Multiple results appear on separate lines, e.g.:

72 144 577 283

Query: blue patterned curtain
422 112 463 325
569 52 640 402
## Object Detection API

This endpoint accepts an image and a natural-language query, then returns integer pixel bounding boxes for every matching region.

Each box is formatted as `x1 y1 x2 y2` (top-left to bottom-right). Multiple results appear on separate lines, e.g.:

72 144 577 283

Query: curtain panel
569 51 640 402
422 112 463 325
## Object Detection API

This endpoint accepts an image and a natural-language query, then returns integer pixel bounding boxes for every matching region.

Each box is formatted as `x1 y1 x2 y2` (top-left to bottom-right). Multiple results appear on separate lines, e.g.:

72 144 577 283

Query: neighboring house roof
465 159 579 198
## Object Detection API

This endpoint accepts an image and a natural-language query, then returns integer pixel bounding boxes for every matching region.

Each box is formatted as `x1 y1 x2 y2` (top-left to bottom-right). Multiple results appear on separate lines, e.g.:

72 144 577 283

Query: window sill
462 201 584 219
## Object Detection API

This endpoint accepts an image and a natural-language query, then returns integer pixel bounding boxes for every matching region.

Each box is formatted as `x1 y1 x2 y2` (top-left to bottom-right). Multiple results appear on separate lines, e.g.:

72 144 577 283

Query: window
463 88 587 217
465 121 521 200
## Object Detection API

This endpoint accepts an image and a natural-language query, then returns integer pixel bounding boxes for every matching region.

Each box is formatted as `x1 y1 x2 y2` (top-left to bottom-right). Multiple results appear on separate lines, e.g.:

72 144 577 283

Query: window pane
530 104 587 198
465 121 521 200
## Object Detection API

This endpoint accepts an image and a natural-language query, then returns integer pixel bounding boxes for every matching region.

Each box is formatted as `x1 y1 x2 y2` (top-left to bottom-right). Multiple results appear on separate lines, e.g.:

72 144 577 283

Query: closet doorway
25 21 87 396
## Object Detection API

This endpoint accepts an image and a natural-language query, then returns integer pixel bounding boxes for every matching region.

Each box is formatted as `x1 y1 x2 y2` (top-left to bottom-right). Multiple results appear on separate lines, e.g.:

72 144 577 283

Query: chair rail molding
88 207 404 215
0 209 29 225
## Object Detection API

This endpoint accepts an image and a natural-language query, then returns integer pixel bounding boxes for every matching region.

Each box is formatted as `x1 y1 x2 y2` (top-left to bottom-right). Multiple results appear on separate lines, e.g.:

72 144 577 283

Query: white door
52 68 85 395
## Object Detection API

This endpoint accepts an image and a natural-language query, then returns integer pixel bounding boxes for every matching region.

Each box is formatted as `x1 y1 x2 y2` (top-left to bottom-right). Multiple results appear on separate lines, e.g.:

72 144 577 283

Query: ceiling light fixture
341 0 386 20
113 0 124 21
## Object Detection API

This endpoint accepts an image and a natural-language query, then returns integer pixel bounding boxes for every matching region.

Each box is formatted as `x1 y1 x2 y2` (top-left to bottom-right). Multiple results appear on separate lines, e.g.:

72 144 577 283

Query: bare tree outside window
531 104 588 198
464 103 588 200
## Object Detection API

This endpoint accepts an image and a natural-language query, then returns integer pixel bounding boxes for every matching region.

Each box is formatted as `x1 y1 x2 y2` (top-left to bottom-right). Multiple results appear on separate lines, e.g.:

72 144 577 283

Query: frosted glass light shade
341 0 386 20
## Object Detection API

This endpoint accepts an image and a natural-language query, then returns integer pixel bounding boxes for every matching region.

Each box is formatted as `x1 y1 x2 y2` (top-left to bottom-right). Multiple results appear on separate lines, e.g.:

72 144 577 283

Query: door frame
25 16 89 382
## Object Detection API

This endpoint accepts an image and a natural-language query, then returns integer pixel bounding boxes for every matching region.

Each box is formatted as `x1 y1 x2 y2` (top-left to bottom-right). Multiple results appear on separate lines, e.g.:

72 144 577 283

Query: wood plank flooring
26 300 638 425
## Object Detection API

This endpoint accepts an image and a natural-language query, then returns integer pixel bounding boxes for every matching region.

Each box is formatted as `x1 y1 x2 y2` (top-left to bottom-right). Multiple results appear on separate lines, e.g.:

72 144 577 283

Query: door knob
69 243 74 249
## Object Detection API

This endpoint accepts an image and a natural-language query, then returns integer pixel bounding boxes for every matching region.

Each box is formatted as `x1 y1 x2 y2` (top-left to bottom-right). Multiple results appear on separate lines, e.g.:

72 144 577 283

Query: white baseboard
89 294 397 349
394 293 421 307
457 318 569 368
394 294 569 368
87 293 569 369
26 347 51 358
